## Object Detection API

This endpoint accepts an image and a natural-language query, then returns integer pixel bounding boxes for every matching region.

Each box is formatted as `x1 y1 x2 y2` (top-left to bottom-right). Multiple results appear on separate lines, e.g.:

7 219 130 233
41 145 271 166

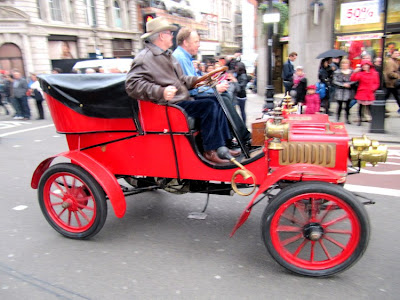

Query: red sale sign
340 0 380 26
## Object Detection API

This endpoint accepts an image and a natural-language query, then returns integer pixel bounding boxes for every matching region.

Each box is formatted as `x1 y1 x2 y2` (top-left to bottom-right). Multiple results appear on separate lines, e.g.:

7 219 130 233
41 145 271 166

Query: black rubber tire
38 163 107 239
261 181 370 277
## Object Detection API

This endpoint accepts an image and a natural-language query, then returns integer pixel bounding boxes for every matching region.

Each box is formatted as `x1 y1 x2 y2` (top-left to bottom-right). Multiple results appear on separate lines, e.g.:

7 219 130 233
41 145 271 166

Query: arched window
113 1 122 28
49 0 63 21
0 43 25 75
86 0 97 27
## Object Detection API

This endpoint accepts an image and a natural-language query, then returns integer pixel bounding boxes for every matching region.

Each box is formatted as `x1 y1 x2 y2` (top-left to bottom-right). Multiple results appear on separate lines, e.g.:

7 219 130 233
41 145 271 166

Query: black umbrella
316 49 347 59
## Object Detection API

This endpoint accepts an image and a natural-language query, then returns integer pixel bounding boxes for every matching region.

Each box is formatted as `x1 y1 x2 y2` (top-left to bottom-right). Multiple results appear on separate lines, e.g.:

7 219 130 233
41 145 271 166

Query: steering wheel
192 66 228 89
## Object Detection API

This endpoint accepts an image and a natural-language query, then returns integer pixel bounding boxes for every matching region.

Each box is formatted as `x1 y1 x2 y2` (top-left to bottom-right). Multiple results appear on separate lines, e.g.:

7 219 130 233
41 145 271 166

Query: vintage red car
31 68 387 277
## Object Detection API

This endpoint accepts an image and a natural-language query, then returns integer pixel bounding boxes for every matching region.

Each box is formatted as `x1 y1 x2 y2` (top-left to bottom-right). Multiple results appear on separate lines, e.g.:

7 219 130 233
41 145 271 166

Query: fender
31 150 126 218
230 163 343 237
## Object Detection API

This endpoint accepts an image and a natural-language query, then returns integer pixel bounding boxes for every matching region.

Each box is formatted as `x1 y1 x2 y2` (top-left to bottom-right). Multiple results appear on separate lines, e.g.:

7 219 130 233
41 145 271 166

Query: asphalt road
1 119 400 299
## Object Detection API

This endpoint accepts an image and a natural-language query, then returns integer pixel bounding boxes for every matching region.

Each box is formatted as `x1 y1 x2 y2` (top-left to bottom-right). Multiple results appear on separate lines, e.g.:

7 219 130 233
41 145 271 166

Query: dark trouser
0 94 9 115
15 96 30 118
11 97 23 117
177 99 231 151
283 81 293 95
321 96 330 114
358 104 370 124
196 92 251 144
36 100 44 119
385 87 400 107
336 100 350 121
236 96 247 125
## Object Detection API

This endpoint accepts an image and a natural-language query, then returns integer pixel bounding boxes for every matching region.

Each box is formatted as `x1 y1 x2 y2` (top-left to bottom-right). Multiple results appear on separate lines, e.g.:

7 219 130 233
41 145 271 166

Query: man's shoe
203 150 230 164
228 148 241 157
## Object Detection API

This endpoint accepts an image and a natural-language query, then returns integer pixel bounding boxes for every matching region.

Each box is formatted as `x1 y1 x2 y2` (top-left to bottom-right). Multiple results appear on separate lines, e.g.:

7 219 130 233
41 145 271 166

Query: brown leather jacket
125 42 198 104
383 57 399 88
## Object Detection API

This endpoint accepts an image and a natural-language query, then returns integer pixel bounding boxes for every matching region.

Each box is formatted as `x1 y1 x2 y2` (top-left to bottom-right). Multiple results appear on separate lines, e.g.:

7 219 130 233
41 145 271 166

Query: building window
86 0 97 27
37 0 42 19
49 0 63 21
114 1 122 28
105 0 111 27
112 39 132 57
69 0 75 23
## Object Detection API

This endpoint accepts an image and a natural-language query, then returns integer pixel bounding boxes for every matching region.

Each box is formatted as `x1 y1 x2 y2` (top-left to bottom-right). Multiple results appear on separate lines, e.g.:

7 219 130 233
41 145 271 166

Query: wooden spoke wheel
261 181 370 277
38 163 107 239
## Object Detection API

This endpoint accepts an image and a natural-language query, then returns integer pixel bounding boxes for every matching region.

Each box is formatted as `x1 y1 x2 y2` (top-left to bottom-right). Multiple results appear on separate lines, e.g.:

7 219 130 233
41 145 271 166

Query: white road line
0 124 54 137
12 205 28 211
345 184 400 197
360 169 400 175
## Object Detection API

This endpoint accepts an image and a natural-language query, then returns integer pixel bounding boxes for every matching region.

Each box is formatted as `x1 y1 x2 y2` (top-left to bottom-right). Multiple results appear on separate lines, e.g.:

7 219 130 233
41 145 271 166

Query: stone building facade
0 0 141 75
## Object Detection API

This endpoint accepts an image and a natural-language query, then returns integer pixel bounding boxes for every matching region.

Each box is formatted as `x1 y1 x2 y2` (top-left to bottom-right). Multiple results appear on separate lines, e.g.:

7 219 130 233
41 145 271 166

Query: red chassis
31 72 386 277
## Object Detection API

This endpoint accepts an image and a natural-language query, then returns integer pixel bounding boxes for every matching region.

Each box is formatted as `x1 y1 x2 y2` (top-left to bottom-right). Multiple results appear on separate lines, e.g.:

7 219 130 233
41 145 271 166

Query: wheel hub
61 199 72 209
303 223 324 241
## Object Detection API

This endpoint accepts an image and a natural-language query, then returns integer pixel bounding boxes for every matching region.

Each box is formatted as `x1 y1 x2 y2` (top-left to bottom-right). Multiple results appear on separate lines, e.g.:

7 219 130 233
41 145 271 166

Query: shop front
333 0 400 69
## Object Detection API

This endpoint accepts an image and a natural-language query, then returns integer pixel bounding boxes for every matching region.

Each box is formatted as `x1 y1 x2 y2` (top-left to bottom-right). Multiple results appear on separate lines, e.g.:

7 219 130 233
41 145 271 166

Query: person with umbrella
318 58 334 115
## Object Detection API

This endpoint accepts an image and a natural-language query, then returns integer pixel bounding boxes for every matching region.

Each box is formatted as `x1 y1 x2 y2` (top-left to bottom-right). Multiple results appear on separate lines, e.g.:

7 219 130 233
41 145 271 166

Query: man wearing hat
125 17 239 164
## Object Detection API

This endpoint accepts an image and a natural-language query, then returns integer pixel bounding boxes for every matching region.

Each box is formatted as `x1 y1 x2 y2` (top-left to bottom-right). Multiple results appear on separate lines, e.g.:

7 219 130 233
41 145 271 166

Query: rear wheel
261 181 370 277
38 163 107 239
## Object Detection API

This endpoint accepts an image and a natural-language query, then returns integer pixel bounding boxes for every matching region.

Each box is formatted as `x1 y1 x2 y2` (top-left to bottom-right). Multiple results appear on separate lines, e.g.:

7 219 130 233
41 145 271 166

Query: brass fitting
230 158 256 196
349 135 388 167
265 107 289 150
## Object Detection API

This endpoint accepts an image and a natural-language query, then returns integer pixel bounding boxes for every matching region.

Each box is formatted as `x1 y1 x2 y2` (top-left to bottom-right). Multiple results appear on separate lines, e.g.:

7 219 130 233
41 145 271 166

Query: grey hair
147 32 161 43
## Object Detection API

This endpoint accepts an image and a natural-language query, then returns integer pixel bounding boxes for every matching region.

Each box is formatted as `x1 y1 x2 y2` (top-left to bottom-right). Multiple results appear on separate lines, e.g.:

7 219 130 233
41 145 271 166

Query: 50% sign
340 0 380 26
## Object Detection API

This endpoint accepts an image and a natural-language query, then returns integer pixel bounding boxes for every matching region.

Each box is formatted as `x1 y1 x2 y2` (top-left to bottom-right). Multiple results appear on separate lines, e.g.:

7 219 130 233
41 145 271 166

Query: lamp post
370 0 387 134
263 1 280 109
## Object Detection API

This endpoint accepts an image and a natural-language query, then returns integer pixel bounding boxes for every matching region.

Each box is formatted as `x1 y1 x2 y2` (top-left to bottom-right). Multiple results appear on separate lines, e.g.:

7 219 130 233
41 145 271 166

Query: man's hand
164 85 177 101
216 81 229 93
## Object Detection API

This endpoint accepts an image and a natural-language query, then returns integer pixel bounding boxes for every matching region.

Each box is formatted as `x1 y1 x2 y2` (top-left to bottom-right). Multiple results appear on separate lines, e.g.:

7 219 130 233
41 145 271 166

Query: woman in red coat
350 60 380 126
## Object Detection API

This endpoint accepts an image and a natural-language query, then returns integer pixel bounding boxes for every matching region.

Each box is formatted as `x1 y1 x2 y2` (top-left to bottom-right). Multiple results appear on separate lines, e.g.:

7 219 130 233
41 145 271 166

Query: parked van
72 58 133 74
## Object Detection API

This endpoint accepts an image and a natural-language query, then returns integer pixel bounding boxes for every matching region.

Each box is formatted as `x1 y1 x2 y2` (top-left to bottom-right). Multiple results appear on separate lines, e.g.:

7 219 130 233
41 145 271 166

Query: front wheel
38 163 107 239
261 181 370 277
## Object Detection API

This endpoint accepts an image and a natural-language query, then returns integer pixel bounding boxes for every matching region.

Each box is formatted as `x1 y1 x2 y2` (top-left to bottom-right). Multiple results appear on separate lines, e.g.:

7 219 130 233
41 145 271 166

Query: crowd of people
282 46 400 126
0 69 46 120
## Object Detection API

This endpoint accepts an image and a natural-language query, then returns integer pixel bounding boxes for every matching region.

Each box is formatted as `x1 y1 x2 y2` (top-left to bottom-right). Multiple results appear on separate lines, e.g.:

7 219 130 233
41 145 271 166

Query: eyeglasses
162 31 174 36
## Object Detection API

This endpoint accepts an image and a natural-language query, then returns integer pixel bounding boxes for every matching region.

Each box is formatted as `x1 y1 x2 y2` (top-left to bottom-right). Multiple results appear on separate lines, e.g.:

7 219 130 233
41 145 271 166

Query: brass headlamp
266 107 289 150
349 135 388 167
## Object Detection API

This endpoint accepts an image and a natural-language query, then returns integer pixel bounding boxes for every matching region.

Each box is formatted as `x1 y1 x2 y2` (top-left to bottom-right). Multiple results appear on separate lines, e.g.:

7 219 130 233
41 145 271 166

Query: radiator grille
279 142 336 167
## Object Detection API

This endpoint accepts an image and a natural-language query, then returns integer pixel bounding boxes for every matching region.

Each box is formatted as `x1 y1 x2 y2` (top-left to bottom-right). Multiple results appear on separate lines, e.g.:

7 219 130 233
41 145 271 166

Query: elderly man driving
125 17 240 164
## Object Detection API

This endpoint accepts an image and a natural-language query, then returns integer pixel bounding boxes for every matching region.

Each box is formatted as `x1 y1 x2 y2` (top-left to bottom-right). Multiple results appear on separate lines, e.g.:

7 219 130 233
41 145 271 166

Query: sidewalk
246 92 400 144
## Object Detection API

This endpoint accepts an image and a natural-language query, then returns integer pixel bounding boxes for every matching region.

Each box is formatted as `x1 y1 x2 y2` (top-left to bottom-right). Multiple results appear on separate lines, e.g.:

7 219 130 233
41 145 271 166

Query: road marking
12 205 28 211
0 124 54 137
360 169 400 175
345 184 400 197
0 121 32 130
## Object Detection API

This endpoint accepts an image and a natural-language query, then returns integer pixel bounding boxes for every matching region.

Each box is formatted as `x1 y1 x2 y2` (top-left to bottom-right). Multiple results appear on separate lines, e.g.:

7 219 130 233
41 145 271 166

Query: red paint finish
230 164 342 236
269 192 361 270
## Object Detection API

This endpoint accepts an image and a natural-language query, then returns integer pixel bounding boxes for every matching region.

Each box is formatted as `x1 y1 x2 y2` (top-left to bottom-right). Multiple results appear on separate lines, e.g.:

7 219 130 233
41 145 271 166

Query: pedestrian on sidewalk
234 61 249 125
318 58 334 115
0 72 10 115
304 85 320 114
350 60 380 126
29 73 45 120
11 71 30 120
292 66 307 106
383 50 400 114
282 52 297 95
333 58 355 124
